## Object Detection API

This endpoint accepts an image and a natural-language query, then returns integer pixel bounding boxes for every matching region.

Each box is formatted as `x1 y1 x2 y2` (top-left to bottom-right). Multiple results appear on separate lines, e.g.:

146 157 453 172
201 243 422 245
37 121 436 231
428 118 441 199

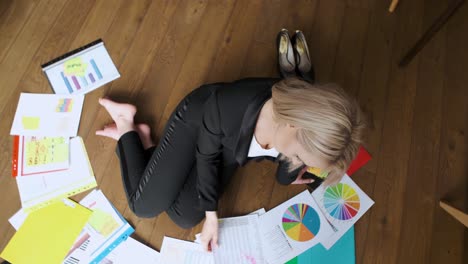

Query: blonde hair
271 78 365 185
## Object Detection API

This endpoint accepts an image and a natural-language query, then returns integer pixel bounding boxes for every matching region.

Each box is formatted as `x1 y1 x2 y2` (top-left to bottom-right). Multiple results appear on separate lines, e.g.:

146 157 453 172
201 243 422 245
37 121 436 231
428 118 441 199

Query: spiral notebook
15 136 97 212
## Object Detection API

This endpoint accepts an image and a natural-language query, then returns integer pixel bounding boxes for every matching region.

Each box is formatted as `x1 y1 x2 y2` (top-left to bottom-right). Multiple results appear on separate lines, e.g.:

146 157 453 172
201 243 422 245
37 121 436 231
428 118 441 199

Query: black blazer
196 78 301 211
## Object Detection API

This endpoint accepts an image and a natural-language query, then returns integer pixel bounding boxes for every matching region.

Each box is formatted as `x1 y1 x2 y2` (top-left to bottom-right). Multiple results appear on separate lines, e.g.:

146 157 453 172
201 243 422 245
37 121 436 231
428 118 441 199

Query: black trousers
116 85 237 229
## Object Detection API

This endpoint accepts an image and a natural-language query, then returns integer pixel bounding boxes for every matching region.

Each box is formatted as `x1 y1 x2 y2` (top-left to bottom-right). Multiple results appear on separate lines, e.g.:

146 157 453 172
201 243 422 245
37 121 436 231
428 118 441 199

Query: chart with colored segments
323 183 360 221
282 203 320 242
311 174 375 249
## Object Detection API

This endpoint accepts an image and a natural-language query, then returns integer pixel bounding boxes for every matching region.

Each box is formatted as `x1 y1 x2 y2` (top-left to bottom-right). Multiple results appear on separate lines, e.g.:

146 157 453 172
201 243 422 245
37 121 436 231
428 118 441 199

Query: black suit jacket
195 78 301 211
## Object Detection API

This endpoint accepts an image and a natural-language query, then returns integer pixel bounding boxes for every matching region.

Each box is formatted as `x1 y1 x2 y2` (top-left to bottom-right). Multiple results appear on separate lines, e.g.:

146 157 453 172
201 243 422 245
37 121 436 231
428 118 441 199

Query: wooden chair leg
439 201 468 228
389 0 399 13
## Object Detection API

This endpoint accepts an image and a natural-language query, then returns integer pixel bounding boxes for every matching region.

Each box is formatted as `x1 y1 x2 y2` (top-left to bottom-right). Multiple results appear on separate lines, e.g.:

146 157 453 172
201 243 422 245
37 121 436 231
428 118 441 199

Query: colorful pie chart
324 183 360 220
282 204 320 242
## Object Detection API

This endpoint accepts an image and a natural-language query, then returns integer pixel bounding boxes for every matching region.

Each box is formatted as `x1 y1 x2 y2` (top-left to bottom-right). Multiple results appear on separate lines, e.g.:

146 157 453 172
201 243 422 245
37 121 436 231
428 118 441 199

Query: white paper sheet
311 174 374 249
42 41 120 95
10 93 84 136
99 237 160 264
8 208 28 230
213 214 265 264
15 137 97 211
160 236 214 264
194 208 266 244
259 190 334 264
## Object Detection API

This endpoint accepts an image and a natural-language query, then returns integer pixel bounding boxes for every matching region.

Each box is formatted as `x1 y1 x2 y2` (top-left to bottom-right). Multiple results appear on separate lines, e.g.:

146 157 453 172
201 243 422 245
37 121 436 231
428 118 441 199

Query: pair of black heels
277 29 315 83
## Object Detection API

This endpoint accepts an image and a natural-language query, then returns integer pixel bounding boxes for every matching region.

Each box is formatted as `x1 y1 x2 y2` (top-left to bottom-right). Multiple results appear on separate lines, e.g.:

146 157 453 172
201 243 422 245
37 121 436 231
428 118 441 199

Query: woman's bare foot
96 98 137 140
96 123 120 140
136 123 155 149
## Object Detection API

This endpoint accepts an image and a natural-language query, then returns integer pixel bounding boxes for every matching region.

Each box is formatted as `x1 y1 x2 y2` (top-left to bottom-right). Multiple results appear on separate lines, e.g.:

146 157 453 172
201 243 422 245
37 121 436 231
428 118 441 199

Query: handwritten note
25 137 68 167
64 57 88 76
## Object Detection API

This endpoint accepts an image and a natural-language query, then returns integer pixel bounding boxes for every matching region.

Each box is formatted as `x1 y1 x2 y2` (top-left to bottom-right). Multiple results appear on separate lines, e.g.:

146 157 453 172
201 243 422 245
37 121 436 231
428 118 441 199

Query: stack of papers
1 199 92 263
6 190 162 264
9 92 97 212
64 190 135 264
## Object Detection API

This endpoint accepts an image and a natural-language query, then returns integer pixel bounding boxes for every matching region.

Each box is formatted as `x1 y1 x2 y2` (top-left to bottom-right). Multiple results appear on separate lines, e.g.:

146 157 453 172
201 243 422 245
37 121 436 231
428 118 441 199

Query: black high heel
292 30 315 83
276 29 296 79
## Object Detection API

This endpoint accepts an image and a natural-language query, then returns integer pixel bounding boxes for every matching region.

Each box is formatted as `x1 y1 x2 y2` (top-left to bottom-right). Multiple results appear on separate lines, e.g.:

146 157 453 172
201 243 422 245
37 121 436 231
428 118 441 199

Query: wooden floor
1 0 467 263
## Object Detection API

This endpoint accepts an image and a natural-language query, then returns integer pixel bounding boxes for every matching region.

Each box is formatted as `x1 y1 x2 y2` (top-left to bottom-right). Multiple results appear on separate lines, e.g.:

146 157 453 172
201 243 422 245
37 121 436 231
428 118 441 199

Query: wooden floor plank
309 0 346 82
0 0 66 115
0 0 40 64
128 0 209 141
362 0 425 263
396 0 447 262
205 0 265 83
331 4 370 96
429 2 468 263
156 0 236 135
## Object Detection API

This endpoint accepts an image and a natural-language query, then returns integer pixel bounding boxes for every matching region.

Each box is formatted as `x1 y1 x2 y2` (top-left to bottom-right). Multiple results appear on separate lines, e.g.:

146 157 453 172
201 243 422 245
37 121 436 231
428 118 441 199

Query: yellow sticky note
89 209 119 237
64 57 88 76
22 116 40 130
0 199 91 264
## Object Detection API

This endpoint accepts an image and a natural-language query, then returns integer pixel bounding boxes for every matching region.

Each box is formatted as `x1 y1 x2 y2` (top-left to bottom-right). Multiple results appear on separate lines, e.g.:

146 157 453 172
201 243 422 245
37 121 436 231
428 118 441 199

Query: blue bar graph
61 72 74 94
90 59 102 79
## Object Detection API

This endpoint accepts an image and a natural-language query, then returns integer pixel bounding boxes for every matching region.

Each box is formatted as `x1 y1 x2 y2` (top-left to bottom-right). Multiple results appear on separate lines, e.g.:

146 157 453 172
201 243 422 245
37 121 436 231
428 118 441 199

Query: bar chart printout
42 40 120 95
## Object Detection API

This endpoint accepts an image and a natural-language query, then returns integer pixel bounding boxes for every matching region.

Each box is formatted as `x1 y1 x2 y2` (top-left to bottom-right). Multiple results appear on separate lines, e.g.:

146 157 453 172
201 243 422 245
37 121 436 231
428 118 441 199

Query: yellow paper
0 199 91 264
307 167 329 179
88 208 119 237
22 116 40 130
25 137 68 166
64 57 88 76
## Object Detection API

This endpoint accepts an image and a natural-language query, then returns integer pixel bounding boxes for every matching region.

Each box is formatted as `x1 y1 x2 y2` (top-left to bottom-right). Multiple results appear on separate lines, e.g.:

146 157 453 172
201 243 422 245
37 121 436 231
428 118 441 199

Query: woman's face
273 124 329 169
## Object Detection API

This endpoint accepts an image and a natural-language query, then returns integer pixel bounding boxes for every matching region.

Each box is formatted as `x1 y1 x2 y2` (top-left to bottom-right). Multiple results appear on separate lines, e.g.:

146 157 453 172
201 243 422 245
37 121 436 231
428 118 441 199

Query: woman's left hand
201 211 219 252
291 166 315 185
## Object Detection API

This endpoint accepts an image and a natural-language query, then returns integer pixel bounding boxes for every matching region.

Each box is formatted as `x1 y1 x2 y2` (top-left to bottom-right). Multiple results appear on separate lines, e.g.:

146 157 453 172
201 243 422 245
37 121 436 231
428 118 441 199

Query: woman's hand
291 166 315 185
201 211 219 252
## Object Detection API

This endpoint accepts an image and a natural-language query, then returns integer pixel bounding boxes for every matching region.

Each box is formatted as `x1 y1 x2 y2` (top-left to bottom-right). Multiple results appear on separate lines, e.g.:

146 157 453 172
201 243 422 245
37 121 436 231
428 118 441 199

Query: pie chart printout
282 203 320 242
324 183 360 220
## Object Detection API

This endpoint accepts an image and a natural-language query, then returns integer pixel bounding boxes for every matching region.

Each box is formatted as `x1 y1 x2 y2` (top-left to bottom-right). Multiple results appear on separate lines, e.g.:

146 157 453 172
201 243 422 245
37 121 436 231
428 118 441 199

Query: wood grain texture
0 0 466 262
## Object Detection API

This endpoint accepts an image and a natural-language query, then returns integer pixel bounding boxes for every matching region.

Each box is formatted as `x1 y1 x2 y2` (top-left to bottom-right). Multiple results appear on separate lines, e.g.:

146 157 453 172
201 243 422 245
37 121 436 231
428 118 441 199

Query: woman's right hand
291 166 315 185
201 211 219 252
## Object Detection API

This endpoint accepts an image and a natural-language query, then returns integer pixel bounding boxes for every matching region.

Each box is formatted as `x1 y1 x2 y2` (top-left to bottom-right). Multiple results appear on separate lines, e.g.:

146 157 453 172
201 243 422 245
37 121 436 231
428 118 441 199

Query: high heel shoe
292 30 315 83
276 29 296 79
